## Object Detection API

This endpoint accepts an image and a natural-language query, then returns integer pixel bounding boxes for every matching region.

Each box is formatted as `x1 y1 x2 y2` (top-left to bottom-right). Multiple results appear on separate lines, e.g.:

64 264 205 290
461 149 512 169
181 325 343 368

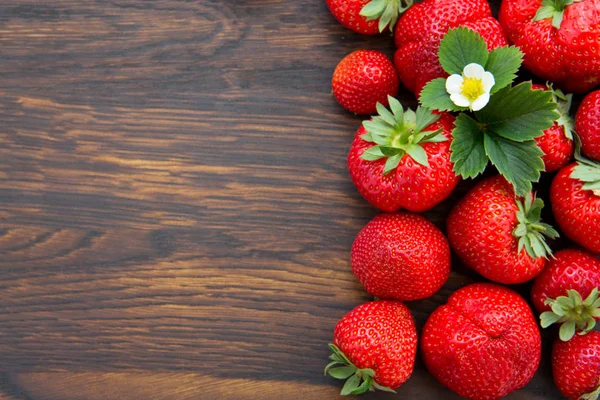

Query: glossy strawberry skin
447 175 546 284
551 163 600 254
421 283 541 400
393 0 507 95
351 213 450 301
333 300 418 389
348 112 459 212
552 331 600 399
499 0 600 94
575 90 600 161
332 50 399 115
325 0 380 34
531 248 600 313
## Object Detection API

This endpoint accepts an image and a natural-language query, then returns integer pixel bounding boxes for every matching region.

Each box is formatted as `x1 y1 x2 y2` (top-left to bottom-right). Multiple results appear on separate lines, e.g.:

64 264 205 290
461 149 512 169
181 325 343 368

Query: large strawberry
325 300 417 395
325 0 412 35
447 175 558 284
552 331 600 400
393 0 508 96
347 96 459 212
351 212 450 301
575 89 600 161
332 50 399 115
421 283 541 400
499 0 600 93
550 160 600 254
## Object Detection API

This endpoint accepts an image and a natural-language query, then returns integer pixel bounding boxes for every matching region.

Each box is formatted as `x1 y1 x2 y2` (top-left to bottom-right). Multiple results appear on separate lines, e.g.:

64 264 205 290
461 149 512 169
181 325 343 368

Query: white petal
446 74 464 94
450 93 471 107
481 71 495 92
463 63 485 79
471 93 490 111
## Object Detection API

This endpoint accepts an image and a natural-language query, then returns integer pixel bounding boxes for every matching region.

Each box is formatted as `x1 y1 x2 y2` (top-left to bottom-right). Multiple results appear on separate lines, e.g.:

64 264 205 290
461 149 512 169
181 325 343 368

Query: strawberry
550 161 600 254
393 0 507 96
575 89 600 162
325 300 417 395
531 83 574 172
552 331 600 400
499 0 600 94
332 50 399 115
421 283 541 400
351 212 450 301
325 0 412 35
347 96 459 212
447 175 558 284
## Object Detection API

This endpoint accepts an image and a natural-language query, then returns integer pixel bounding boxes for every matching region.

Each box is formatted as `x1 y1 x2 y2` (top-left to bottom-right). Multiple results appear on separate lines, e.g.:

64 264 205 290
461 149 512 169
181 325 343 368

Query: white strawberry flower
445 63 495 111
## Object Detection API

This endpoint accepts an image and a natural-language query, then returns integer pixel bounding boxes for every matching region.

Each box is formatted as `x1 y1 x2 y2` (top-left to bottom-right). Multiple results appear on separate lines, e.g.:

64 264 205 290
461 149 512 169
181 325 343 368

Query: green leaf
559 320 577 341
534 5 556 21
384 154 402 174
372 381 397 393
450 114 488 178
571 162 600 192
340 373 361 396
419 78 466 112
325 360 342 374
360 0 387 18
361 146 385 161
328 366 356 380
388 96 405 120
438 27 489 75
483 133 544 196
379 146 403 157
476 82 558 142
405 144 429 167
485 46 523 93
351 376 373 395
415 106 441 133
540 311 562 328
376 102 397 126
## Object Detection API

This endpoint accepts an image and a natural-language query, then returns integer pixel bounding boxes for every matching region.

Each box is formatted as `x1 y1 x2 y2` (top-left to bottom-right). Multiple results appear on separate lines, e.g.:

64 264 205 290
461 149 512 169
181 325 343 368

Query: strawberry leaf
328 366 356 380
419 78 466 112
340 373 361 395
485 46 523 93
450 114 488 178
438 27 489 75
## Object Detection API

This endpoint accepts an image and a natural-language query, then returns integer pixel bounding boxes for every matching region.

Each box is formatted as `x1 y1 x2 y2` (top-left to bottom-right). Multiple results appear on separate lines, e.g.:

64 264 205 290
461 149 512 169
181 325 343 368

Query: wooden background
0 1 572 399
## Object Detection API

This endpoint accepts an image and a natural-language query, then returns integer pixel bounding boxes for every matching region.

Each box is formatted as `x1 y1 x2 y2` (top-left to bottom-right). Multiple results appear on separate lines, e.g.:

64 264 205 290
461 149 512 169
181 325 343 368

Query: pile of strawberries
323 0 600 398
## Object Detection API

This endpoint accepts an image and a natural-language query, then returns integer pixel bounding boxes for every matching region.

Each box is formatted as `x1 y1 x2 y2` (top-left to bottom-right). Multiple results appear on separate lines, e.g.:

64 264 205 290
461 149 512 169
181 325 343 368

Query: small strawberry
325 0 412 35
348 96 459 212
325 300 417 395
351 212 450 301
575 89 600 162
531 83 574 172
332 50 399 115
421 283 541 400
447 175 558 284
552 331 600 400
499 0 600 93
393 0 507 95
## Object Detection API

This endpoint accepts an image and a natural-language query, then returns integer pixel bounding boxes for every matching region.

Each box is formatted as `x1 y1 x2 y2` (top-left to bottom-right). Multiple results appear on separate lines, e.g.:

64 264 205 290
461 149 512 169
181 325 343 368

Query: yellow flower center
461 77 485 101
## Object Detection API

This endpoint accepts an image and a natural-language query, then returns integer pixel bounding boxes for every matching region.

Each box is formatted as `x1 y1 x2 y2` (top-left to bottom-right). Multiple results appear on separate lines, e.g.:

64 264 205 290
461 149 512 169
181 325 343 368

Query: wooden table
0 1 566 399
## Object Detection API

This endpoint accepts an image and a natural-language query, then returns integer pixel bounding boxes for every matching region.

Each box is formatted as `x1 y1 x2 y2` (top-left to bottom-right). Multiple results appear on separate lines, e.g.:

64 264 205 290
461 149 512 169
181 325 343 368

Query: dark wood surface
0 1 568 399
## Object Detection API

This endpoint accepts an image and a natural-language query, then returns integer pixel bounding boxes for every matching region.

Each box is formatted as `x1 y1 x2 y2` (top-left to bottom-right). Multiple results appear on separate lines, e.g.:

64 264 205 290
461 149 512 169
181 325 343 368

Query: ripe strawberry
393 0 507 95
499 0 600 94
325 300 417 395
552 331 600 400
531 248 600 341
531 83 574 172
447 175 558 284
575 90 600 161
421 283 541 400
550 161 600 254
351 212 450 301
332 50 399 115
325 0 412 35
348 96 459 212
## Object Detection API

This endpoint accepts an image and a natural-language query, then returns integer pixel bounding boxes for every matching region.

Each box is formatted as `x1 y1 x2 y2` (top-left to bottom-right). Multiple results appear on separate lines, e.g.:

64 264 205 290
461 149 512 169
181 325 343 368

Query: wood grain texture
0 0 571 399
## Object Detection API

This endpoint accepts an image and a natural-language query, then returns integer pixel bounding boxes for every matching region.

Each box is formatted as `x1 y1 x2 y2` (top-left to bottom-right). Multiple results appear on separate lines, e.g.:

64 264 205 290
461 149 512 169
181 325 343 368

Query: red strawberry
325 0 411 35
421 283 541 400
531 248 600 341
393 0 507 95
499 0 600 94
332 50 399 115
351 212 450 301
447 175 558 284
348 97 459 212
550 162 600 254
575 90 600 162
325 300 417 395
531 83 574 172
552 331 600 400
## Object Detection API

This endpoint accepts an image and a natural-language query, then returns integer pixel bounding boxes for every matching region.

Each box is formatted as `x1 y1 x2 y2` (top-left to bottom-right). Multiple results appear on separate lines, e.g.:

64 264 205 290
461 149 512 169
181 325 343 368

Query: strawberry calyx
360 96 447 174
571 135 600 197
512 192 559 259
540 288 600 341
533 0 582 29
546 82 574 140
360 0 413 33
580 382 600 400
325 343 396 395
